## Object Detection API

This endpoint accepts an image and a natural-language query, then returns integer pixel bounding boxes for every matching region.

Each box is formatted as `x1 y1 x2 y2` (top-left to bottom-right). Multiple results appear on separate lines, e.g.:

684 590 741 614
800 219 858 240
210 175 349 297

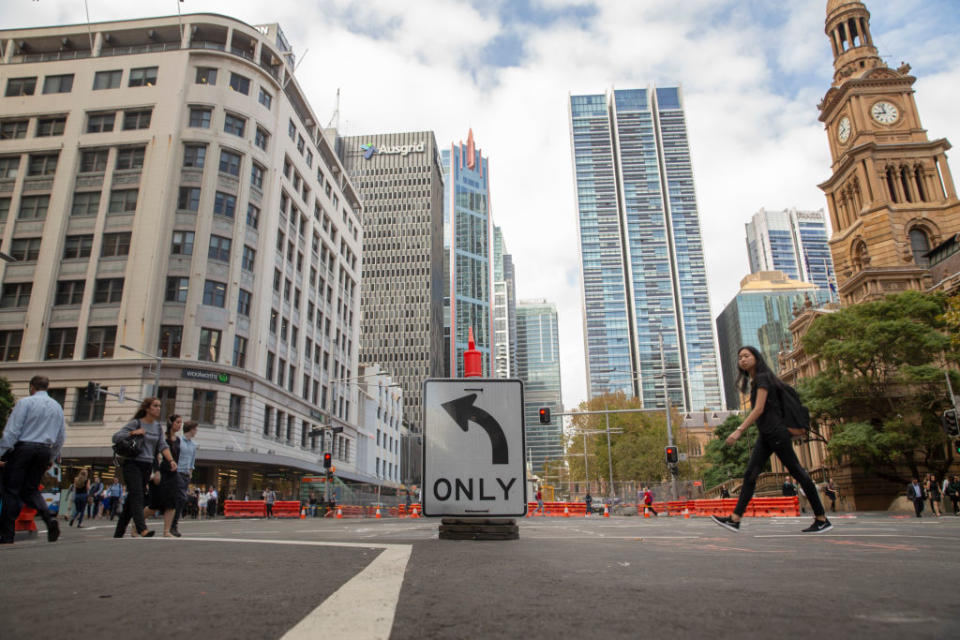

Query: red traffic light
665 446 679 464
323 452 332 468
539 408 551 424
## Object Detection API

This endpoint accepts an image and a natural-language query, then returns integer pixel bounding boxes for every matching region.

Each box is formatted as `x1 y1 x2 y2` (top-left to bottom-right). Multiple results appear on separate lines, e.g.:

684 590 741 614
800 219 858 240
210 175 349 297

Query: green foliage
0 376 14 437
701 414 763 489
943 293 960 351
799 290 959 482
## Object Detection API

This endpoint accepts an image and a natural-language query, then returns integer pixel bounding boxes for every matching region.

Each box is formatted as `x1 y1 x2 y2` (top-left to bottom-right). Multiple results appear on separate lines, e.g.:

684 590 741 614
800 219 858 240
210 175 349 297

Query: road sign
423 379 527 518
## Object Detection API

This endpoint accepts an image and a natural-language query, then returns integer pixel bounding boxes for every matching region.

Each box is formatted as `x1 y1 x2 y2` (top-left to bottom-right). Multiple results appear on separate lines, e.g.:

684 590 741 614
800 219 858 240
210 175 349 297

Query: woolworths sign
361 141 425 159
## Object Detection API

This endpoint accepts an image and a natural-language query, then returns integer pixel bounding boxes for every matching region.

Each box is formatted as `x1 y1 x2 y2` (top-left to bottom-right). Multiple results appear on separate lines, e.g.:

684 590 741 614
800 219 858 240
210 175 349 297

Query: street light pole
120 344 161 396
604 408 614 501
659 334 679 501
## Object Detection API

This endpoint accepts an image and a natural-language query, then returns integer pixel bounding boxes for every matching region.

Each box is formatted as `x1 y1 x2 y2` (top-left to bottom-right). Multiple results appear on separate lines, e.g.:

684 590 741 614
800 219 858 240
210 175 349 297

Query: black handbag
113 420 145 459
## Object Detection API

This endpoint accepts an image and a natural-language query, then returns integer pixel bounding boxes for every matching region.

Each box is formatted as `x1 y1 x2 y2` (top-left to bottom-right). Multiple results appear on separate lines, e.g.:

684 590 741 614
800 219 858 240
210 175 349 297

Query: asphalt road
2 513 958 639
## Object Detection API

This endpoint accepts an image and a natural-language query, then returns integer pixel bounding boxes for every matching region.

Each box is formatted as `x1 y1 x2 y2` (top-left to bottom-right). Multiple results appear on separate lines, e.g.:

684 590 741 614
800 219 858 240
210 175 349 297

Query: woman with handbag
69 469 89 528
143 415 182 537
112 398 177 538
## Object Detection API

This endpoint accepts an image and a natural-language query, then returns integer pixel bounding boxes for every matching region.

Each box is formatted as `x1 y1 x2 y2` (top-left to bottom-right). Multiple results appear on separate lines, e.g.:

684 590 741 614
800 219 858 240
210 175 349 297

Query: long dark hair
737 346 781 394
133 396 159 420
166 414 182 440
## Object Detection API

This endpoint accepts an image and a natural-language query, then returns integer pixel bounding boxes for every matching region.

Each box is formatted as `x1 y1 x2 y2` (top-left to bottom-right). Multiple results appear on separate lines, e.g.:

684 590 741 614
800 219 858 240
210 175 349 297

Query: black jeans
912 498 924 518
734 429 826 518
114 460 152 536
0 443 55 542
171 473 190 531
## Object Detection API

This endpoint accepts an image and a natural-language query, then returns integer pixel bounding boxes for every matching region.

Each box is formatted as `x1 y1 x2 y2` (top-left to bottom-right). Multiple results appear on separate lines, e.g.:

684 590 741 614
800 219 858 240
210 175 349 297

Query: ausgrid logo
361 141 425 159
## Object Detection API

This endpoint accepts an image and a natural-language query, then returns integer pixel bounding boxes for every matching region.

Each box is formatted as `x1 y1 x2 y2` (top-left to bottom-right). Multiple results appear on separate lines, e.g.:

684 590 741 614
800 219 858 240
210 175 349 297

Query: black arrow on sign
441 393 509 465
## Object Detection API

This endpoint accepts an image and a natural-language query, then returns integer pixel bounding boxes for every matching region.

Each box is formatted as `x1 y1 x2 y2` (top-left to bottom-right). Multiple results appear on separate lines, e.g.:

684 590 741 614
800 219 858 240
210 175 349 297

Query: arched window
852 241 869 270
909 229 930 267
885 167 899 203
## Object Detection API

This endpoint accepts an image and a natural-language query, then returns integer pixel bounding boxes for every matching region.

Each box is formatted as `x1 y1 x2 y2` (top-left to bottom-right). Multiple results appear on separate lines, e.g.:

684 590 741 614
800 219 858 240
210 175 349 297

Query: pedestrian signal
323 452 332 468
539 408 551 424
941 409 959 437
665 446 679 464
84 381 100 402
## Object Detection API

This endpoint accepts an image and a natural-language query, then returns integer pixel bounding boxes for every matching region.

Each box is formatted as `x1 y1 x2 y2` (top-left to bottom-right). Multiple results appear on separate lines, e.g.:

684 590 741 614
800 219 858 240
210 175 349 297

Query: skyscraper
493 226 518 379
516 300 563 475
746 208 837 293
442 129 493 377
338 132 446 433
569 87 723 412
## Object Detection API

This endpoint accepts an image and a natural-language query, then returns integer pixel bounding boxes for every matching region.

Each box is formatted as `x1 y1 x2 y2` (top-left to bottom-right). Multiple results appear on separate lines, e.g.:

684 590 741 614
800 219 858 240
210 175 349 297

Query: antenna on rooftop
327 88 341 131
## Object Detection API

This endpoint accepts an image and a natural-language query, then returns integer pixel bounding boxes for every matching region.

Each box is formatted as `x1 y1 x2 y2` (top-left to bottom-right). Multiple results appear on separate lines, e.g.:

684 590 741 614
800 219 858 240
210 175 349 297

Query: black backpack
778 384 812 435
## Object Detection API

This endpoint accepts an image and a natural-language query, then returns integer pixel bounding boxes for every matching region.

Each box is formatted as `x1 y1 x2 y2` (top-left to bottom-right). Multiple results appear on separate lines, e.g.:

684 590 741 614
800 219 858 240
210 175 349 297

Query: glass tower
569 87 723 411
493 226 518 379
516 300 563 475
745 208 837 294
442 129 493 377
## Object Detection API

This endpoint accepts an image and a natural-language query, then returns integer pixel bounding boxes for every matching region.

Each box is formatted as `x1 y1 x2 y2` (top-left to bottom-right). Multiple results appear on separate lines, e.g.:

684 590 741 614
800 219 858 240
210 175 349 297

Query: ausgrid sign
361 141 425 159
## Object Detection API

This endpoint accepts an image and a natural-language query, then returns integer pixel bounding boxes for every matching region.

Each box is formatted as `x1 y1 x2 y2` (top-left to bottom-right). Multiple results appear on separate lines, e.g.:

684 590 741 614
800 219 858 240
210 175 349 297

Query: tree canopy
701 413 763 489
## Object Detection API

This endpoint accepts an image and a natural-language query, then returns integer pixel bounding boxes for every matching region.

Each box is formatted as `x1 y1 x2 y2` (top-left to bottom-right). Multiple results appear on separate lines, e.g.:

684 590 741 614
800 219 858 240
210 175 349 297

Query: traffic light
323 452 332 469
84 381 100 402
665 446 679 464
539 408 551 424
331 426 344 434
941 409 959 437
955 438 960 456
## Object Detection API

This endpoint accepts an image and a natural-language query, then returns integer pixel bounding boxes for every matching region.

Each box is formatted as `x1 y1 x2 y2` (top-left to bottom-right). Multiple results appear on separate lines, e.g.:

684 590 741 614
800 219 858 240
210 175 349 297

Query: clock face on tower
838 117 851 144
870 101 900 125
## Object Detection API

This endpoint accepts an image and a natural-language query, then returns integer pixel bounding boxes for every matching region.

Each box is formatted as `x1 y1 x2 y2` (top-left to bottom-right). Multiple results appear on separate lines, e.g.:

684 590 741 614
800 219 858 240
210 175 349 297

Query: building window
263 405 273 436
198 328 221 362
74 386 106 422
84 326 116 359
165 277 189 303
45 328 77 360
128 66 158 87
305 150 313 168
86 112 115 133
910 229 931 267
171 230 195 255
70 192 100 217
232 336 248 367
191 389 217 424
158 325 182 358
224 113 246 137
229 73 250 95
228 394 243 430
93 278 124 304
250 162 264 189
63 234 93 259
202 280 227 307
213 192 236 219
241 245 256 271
6 77 37 96
0 282 32 308
36 116 66 137
288 119 296 141
158 387 177 422
0 119 28 140
101 232 131 257
42 74 74 94
258 88 272 109
254 127 269 151
79 149 109 173
93 70 122 90
183 144 206 168
246 204 260 229
208 235 231 262
0 156 19 179
277 359 285 387
237 289 252 317
17 195 49 222
188 107 212 128
195 67 217 85
10 237 42 261
108 189 138 213
177 186 201 212
27 153 58 176
218 150 241 177
115 147 145 170
265 352 275 381
122 109 152 130
0 330 22 361
269 308 278 334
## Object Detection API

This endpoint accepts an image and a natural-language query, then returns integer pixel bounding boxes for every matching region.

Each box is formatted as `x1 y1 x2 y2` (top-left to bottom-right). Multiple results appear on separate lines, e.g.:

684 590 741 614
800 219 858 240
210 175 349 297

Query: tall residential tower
516 299 563 474
746 207 836 293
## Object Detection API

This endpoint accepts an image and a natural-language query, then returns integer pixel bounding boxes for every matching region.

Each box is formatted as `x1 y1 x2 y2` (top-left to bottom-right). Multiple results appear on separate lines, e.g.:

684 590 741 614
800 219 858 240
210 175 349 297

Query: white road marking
753 534 960 539
147 536 411 640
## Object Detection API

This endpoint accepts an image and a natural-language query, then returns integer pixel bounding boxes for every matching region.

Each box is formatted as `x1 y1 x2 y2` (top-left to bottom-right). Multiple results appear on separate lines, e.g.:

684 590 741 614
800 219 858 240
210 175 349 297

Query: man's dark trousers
913 497 924 518
0 443 55 542
171 473 190 532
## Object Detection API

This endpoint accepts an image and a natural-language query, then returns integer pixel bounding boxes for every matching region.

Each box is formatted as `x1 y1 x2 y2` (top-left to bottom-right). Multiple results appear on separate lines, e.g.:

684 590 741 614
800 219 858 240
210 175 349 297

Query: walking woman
69 469 89 528
925 473 943 517
143 415 182 537
712 346 832 534
112 398 177 538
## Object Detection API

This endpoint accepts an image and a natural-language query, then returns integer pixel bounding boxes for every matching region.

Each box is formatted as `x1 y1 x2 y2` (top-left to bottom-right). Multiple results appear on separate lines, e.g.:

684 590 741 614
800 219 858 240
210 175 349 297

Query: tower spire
825 0 881 86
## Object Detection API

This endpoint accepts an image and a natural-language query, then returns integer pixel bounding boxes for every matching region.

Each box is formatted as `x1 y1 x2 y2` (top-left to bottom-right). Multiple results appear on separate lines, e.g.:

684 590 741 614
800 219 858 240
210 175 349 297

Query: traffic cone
643 506 650 518
563 504 570 518
683 507 690 519
336 506 343 519
603 504 610 518
375 507 381 519
410 506 419 519
300 507 306 519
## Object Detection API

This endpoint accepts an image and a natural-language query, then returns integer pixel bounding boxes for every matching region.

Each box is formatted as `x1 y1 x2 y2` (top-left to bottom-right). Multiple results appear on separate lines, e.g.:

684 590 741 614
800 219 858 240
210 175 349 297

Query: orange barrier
224 500 267 518
272 501 302 518
15 506 38 533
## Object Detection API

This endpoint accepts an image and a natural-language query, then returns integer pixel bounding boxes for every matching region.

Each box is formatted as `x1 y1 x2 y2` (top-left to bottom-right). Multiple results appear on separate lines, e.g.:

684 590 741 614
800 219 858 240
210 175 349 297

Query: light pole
120 344 162 396
658 334 680 501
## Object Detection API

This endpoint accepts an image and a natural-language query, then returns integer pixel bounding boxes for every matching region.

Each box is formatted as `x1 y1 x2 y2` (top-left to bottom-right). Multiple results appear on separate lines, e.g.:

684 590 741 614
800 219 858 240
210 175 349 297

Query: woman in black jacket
112 398 177 538
144 415 182 537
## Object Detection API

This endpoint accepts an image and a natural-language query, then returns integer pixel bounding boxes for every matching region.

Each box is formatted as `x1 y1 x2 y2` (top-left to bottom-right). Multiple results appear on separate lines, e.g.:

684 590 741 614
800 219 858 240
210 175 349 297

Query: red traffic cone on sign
603 504 610 518
683 507 690 519
335 507 343 519
643 506 651 518
410 506 420 519
300 507 306 519
563 504 570 518
375 507 381 519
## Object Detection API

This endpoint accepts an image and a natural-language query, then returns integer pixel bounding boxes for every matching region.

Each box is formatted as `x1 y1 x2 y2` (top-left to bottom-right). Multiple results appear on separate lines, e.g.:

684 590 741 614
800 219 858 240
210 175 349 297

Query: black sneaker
169 529 182 538
802 518 833 533
711 515 741 532
47 519 60 543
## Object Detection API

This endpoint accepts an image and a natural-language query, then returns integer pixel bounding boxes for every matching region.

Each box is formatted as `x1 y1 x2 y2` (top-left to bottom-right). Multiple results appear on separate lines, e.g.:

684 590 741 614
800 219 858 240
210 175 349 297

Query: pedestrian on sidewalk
946 475 960 516
584 491 593 515
69 469 89 528
0 375 64 545
719 486 731 499
906 477 925 518
264 486 276 518
112 397 177 538
536 488 544 515
781 477 797 497
87 473 104 520
823 479 839 513
170 420 198 537
143 415 182 538
712 346 832 534
642 487 658 516
106 476 122 520
198 488 208 520
925 473 942 517
207 486 218 519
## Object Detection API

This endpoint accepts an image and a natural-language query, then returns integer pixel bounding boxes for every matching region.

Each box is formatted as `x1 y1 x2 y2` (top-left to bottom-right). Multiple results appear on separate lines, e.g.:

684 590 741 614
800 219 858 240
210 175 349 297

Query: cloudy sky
5 1 960 408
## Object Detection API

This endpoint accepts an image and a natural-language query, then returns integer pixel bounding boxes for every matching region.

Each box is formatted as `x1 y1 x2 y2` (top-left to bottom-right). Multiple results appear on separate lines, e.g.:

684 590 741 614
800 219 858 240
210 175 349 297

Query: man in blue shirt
170 420 198 537
0 376 65 544
106 477 123 520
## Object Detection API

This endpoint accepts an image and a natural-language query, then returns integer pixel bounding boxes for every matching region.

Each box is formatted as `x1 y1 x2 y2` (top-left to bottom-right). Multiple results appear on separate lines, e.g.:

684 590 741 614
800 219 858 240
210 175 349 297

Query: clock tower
818 0 960 304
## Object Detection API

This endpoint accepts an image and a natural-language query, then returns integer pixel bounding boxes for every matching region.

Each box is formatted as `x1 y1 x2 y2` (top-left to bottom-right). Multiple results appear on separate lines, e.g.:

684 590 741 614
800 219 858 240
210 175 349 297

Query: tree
0 376 14 438
943 293 960 351
799 290 960 483
701 414 762 489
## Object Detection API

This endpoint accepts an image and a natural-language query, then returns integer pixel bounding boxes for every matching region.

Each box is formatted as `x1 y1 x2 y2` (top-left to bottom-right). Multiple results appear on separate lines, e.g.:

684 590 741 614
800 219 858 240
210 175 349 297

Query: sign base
438 518 518 541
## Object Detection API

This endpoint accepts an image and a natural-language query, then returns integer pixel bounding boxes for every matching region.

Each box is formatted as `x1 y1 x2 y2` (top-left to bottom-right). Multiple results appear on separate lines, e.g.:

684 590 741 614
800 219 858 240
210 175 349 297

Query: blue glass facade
516 301 563 475
570 87 723 411
746 208 837 294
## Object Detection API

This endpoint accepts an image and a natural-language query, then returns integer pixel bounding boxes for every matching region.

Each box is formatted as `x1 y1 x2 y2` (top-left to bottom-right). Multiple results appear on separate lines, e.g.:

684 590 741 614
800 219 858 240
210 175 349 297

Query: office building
516 299 563 474
745 207 837 293
0 15 364 497
715 272 832 409
568 87 723 412
492 225 517 379
355 364 405 490
337 132 446 435
442 129 493 377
